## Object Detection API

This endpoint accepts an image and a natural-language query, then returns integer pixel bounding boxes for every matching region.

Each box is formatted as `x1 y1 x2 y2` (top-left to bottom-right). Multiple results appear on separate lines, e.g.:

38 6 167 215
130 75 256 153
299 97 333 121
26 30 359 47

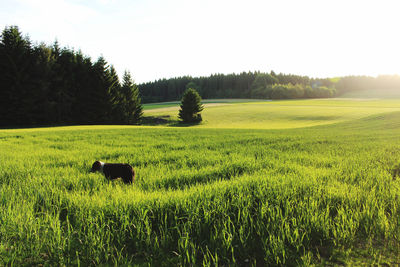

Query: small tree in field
178 88 204 123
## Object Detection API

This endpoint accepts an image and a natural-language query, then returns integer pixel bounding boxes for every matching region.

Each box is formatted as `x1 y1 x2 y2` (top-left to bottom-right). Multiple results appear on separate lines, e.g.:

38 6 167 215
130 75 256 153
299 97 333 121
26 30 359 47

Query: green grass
1 99 400 266
143 102 179 110
144 98 400 129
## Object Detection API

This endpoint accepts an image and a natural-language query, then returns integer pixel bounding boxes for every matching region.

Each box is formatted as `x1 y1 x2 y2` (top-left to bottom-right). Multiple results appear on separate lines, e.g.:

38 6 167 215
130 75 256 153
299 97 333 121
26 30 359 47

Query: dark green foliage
91 56 115 123
108 66 124 123
121 71 143 124
185 81 200 93
178 88 204 123
0 26 36 125
0 26 142 127
139 72 400 103
305 85 336 98
250 73 278 92
251 83 317 99
139 71 339 102
270 84 305 99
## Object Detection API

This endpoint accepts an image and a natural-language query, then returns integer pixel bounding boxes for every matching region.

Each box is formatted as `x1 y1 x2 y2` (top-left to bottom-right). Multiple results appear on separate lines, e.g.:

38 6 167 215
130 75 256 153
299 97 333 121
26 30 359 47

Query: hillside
143 98 400 129
1 99 400 266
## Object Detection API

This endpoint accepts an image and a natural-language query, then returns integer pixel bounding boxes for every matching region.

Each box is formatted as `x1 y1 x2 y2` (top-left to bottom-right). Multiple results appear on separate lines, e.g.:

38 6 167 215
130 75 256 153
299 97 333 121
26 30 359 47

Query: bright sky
1 0 400 83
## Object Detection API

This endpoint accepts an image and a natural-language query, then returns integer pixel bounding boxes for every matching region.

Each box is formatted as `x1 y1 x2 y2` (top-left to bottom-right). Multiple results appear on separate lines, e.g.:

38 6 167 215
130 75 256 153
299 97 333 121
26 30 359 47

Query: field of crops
1 99 400 266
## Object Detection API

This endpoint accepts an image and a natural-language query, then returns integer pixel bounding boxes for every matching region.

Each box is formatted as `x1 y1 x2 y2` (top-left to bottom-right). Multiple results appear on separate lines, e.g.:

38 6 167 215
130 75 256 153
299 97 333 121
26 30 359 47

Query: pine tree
0 26 36 125
178 88 204 123
92 56 114 123
107 65 123 123
121 71 143 124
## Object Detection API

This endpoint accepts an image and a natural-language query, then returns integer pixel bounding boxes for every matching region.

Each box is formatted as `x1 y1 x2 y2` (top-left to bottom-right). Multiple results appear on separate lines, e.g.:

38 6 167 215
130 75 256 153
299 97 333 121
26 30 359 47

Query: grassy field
142 99 269 110
143 98 400 129
1 99 400 266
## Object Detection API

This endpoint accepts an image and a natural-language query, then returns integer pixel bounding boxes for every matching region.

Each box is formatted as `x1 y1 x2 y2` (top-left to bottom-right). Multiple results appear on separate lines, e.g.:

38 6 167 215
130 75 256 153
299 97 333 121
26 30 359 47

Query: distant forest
1 25 400 127
139 72 335 103
139 73 400 103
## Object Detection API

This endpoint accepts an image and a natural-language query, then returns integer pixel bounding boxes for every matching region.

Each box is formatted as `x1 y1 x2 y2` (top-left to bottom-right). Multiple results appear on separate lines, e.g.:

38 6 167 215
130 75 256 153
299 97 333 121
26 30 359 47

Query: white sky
1 0 400 83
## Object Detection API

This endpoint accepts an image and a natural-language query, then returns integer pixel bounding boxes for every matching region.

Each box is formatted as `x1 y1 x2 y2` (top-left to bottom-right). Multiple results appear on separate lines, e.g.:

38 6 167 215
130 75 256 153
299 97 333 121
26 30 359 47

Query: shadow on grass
169 121 203 127
140 115 175 126
0 123 78 130
141 115 202 127
1 116 202 129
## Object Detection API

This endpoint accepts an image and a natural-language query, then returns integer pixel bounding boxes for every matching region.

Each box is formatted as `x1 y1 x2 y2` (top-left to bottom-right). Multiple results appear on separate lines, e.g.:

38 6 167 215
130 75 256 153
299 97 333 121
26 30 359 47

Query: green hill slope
1 99 400 266
144 98 400 129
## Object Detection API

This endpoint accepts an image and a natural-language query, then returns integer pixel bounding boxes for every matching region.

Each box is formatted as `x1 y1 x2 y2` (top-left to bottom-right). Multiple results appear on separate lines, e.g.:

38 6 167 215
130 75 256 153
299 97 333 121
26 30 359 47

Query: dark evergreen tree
91 56 114 123
30 43 55 124
51 47 77 124
185 81 201 97
121 71 143 124
0 26 33 125
0 25 149 127
178 88 204 123
108 65 123 123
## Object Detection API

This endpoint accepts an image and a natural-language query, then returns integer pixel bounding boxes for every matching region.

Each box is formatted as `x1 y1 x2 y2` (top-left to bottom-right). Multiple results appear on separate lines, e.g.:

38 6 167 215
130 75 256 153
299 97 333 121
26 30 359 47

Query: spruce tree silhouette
178 88 204 123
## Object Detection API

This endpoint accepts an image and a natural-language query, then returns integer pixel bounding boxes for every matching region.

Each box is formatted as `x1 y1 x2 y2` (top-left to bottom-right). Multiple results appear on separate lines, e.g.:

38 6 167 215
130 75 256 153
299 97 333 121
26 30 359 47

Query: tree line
0 26 142 127
2 26 400 127
139 72 400 104
138 72 337 103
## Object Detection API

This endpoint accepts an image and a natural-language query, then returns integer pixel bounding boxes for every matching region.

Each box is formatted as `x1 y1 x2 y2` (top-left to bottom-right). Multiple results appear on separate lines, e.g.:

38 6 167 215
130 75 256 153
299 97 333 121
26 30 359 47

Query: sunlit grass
142 98 269 110
144 98 400 129
1 99 400 265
